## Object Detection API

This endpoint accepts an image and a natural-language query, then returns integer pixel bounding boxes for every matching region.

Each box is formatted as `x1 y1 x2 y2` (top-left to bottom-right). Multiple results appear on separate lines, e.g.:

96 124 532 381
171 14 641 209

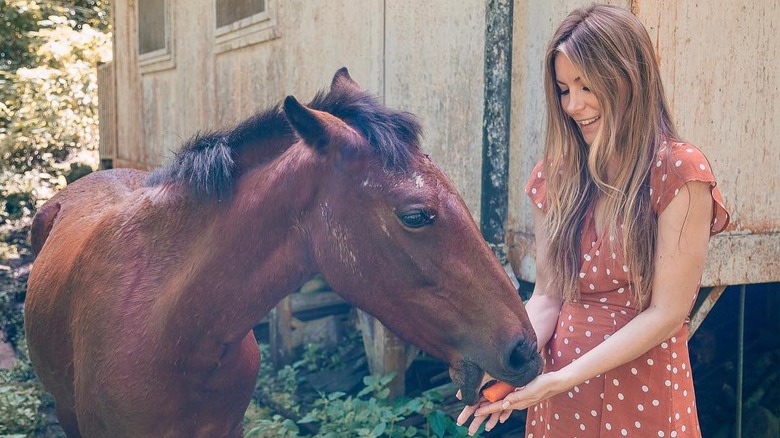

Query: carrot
482 380 516 402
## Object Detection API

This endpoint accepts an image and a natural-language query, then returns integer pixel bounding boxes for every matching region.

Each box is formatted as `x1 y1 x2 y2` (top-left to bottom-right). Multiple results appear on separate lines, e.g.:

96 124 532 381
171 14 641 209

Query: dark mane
144 80 422 201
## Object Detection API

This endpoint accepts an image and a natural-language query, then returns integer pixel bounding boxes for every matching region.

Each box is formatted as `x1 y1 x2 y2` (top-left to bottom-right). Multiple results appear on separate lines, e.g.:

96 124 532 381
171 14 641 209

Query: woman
458 4 729 437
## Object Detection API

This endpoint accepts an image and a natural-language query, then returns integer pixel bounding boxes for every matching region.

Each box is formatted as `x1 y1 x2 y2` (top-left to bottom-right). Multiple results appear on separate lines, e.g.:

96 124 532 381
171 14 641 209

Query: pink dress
524 142 729 438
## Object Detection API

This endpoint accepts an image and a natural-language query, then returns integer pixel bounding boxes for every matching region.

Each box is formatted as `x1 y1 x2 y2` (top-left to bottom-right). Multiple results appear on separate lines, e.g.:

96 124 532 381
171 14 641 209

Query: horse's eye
399 209 435 229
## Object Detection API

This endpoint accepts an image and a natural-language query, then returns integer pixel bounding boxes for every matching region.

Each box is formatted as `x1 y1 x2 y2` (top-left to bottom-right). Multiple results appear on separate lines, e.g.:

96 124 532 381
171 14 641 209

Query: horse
24 67 543 437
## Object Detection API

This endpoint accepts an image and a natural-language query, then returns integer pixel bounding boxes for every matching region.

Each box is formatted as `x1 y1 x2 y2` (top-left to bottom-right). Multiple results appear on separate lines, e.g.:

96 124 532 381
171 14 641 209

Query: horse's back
30 168 148 254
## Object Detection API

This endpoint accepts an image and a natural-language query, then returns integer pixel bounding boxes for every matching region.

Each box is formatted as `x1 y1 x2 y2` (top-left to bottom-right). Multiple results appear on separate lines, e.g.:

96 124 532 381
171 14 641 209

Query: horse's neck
159 145 320 344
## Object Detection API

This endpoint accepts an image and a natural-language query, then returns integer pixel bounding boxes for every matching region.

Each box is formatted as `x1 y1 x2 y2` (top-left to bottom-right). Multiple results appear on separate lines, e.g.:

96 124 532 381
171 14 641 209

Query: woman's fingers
456 403 479 426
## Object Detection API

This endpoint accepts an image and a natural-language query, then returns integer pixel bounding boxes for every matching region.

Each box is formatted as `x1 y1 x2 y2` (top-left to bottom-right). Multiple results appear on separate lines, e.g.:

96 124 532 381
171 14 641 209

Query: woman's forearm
558 305 683 389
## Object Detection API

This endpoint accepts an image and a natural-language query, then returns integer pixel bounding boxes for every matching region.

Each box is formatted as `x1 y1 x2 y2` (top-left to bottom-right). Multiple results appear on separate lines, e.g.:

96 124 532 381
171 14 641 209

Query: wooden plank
268 295 293 368
688 286 727 339
356 310 418 399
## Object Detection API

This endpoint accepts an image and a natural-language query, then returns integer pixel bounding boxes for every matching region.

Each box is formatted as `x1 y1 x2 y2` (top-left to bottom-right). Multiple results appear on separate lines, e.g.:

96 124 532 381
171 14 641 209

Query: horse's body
25 68 542 437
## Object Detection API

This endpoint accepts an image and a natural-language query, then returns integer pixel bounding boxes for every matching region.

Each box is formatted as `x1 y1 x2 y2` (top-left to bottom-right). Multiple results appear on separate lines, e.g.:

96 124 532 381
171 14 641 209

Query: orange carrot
482 380 516 402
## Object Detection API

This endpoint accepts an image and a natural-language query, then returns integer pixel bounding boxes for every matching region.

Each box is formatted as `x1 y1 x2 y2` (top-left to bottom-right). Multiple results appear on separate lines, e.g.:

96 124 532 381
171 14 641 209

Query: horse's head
284 68 542 404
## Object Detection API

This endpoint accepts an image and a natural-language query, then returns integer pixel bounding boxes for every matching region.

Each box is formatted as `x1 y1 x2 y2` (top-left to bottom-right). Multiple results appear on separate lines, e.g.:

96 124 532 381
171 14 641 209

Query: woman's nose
566 92 585 114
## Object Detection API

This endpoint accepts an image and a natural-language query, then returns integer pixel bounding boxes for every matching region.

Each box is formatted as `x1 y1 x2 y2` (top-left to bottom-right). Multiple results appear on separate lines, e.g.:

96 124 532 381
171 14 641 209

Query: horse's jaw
449 360 484 406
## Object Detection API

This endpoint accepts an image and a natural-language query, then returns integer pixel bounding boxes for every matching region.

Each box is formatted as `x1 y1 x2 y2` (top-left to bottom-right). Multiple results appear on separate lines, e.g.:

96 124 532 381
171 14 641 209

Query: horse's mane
144 83 422 201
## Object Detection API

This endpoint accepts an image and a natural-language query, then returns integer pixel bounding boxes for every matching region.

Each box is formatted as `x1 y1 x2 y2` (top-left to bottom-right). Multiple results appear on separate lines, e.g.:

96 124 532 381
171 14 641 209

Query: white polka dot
699 163 706 170
606 268 611 275
531 420 536 426
674 188 680 196
580 423 586 431
592 266 598 273
604 334 610 340
665 380 672 387
631 367 638 375
635 421 642 429
606 423 612 430
618 287 625 294
622 265 629 272
682 425 687 432
675 160 682 167
686 148 693 153
579 272 586 278
584 254 592 261
607 403 613 411
638 403 644 411
537 202 543 209
675 413 681 420
568 391 574 398
585 330 592 337
671 431 678 437
621 429 628 436
574 385 580 393
583 304 590 309
564 338 570 344
589 284 595 290
687 406 692 414
658 432 665 437
683 390 688 397
557 350 562 357
672 336 677 343
554 413 560 420
613 279 620 284
613 378 620 386
661 342 669 349
574 413 581 420
672 352 678 359
587 316 594 322
599 297 607 302
591 410 598 417
642 385 649 392
662 173 668 181
618 392 625 400
568 326 574 332
595 250 600 256
647 358 654 365
531 187 537 194
575 347 581 354
656 160 662 167
652 399 660 406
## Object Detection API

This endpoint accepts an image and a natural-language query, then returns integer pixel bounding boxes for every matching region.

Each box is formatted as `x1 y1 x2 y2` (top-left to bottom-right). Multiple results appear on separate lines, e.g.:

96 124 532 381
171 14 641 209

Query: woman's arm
525 205 564 350
475 180 714 416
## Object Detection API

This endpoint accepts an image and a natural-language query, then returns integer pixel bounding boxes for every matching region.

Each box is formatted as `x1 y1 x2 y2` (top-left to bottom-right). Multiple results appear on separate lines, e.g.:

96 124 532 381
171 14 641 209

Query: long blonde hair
542 4 679 308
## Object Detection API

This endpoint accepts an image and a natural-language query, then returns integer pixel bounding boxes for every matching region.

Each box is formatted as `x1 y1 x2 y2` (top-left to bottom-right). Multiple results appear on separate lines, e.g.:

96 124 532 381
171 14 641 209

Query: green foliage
245 342 472 437
0 1 110 223
0 339 48 436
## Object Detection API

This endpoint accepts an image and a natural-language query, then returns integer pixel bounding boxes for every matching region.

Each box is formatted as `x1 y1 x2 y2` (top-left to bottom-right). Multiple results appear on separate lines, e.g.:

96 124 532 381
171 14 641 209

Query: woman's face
554 53 601 146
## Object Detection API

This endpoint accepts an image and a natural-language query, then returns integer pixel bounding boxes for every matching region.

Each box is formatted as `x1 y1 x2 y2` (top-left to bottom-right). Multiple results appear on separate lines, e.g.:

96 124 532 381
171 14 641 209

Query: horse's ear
331 67 360 92
283 95 329 150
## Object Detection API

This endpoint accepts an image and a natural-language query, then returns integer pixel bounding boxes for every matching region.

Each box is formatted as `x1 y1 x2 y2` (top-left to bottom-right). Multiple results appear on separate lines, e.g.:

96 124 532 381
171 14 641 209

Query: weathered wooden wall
107 0 779 286
507 0 780 286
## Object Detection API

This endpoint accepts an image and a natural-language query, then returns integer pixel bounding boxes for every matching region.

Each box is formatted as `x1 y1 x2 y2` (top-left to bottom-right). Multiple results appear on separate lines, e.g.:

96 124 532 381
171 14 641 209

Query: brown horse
24 68 542 437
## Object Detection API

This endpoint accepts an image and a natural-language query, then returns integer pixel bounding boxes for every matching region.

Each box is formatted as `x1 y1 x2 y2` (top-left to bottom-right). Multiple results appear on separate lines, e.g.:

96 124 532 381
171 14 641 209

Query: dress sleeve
650 142 730 235
525 159 548 212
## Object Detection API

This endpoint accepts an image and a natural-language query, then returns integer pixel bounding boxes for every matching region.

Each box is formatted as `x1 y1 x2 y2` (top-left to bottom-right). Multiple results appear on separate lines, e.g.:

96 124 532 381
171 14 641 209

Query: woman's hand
474 371 569 418
455 390 514 435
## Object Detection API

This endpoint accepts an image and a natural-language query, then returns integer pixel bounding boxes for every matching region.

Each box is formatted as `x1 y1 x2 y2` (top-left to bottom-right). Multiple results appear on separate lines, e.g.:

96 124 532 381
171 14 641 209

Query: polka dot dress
523 142 729 438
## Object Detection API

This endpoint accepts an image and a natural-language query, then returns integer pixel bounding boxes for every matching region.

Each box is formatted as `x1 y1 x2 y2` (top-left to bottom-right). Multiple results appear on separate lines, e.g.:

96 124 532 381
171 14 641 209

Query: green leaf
428 410 448 438
372 421 387 436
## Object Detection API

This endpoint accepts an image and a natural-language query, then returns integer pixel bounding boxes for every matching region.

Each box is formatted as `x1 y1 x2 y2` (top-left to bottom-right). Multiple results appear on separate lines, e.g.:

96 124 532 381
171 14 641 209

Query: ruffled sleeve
525 159 548 212
650 142 730 235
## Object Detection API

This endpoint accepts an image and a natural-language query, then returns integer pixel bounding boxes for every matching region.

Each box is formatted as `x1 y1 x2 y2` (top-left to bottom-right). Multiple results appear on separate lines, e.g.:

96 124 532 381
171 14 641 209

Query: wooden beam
356 310 418 400
688 285 727 339
269 295 293 368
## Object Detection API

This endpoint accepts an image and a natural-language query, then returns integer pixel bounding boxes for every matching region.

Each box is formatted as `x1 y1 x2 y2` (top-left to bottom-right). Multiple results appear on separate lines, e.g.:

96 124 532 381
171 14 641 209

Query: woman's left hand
474 371 570 417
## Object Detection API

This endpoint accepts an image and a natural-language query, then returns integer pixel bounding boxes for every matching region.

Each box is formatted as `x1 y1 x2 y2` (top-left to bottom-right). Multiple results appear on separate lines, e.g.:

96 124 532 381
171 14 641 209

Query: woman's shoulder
649 140 730 234
525 159 548 211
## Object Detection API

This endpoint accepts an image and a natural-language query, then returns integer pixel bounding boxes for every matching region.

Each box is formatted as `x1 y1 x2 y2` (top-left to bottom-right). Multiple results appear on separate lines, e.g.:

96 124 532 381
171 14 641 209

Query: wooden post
269 295 293 368
357 310 418 399
688 285 727 339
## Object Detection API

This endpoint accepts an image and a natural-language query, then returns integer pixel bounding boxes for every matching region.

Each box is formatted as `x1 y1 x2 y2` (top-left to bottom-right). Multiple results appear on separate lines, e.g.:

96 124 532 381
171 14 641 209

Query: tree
0 0 111 222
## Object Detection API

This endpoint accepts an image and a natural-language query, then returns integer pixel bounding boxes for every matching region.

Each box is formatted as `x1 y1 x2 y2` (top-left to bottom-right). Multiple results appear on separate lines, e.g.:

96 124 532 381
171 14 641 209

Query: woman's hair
541 4 679 308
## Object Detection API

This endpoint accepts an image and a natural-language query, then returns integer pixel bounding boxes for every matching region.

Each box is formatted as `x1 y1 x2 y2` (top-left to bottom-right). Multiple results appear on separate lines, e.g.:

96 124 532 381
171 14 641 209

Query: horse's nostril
507 338 538 371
